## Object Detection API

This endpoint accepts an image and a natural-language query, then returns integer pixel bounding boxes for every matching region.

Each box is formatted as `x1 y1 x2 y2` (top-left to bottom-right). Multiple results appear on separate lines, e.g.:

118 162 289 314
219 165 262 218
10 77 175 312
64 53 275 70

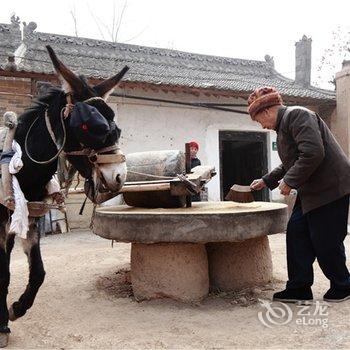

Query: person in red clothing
189 141 201 169
189 141 201 201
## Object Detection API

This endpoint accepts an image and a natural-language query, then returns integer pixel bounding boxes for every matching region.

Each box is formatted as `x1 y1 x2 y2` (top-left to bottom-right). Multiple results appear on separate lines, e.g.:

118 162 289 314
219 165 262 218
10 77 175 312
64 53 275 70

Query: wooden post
185 143 192 207
1 112 18 211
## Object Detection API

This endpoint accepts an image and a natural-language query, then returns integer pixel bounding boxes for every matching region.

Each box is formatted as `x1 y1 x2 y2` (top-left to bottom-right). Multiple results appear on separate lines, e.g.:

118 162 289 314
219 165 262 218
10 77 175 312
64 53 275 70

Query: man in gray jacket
249 87 350 303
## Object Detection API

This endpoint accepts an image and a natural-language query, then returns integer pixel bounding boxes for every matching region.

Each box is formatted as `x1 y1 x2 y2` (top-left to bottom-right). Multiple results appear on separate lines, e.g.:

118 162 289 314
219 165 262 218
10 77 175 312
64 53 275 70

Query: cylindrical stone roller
124 150 186 208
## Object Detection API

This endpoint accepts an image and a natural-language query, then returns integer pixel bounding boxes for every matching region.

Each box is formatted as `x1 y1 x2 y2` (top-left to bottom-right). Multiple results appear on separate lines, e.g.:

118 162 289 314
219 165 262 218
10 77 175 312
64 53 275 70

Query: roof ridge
269 69 335 95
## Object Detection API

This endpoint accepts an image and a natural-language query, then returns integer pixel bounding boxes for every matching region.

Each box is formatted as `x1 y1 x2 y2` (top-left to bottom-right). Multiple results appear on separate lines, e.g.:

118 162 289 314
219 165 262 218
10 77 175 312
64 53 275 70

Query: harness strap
63 144 122 159
45 109 58 145
79 195 88 215
63 94 74 118
95 153 126 164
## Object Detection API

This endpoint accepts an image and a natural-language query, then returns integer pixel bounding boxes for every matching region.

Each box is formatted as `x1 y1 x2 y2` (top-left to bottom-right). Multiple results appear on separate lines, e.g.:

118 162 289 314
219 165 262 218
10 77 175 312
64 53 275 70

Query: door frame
219 130 269 201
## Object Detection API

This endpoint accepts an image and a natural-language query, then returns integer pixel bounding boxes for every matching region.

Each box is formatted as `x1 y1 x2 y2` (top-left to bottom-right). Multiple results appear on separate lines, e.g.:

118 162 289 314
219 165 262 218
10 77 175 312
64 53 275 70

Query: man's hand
250 179 266 191
279 180 292 195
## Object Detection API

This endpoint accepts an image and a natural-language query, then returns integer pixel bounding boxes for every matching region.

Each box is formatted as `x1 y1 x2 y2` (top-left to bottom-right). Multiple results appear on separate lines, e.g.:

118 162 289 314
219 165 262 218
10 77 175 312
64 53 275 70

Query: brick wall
0 76 33 125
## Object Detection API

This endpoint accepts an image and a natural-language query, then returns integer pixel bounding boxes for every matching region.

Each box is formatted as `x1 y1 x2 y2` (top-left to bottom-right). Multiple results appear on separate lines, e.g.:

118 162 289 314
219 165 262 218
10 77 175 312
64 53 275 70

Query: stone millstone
93 201 288 243
93 201 288 302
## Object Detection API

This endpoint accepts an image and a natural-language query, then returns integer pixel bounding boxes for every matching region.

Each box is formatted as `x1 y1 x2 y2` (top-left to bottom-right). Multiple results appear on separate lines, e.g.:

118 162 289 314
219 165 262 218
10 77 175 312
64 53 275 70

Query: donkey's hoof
8 306 17 322
0 333 9 348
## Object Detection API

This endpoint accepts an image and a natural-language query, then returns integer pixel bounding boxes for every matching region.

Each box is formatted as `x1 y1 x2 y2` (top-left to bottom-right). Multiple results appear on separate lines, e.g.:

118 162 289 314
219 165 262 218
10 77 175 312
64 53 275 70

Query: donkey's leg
9 219 45 321
5 234 15 265
0 213 12 347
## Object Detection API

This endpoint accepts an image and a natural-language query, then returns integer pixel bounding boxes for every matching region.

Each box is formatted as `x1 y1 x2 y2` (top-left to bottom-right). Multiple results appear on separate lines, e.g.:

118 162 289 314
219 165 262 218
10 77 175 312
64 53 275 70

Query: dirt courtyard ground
6 231 350 349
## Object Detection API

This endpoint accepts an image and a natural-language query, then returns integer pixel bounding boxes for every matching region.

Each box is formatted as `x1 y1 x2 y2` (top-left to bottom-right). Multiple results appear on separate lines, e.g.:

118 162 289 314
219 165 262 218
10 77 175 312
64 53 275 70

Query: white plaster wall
109 88 282 201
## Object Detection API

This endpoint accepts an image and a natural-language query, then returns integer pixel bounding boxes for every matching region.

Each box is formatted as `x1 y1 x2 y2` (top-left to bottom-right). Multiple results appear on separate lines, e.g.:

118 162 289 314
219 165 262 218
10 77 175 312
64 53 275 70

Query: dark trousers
286 195 350 290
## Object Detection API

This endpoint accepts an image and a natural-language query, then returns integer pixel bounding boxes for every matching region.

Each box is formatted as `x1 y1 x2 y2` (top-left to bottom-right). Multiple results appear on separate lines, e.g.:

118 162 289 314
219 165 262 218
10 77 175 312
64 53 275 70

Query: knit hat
189 141 199 150
247 87 283 119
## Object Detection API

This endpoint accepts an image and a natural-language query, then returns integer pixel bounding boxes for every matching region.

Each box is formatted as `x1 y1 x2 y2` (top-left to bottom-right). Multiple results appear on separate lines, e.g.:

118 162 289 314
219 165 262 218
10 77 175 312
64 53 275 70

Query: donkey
0 45 129 347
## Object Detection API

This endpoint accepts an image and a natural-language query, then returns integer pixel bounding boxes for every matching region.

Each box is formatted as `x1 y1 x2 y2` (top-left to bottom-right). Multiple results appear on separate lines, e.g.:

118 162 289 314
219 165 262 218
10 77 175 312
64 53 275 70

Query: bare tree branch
70 5 78 37
81 0 145 44
96 16 114 40
115 0 128 43
122 25 150 43
87 2 106 41
111 0 117 42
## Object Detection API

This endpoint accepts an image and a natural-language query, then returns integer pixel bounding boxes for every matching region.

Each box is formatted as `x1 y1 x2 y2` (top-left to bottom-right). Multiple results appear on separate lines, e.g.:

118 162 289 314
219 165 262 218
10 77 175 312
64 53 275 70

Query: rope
25 107 67 165
89 204 97 230
127 170 177 180
45 109 59 144
84 96 106 104
64 144 119 157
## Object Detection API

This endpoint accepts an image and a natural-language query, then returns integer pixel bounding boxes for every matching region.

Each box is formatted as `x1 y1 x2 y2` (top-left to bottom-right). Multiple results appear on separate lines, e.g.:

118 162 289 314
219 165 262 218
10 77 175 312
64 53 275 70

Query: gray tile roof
0 22 335 103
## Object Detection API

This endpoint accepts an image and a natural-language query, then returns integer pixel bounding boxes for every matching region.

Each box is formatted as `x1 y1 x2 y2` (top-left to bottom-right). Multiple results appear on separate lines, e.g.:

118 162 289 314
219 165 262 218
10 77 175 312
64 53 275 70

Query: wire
111 92 249 114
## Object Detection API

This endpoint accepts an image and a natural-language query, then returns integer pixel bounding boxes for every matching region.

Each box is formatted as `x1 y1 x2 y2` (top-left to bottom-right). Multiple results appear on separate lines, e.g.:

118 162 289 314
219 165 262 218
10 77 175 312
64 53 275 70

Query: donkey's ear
46 45 84 94
94 66 129 100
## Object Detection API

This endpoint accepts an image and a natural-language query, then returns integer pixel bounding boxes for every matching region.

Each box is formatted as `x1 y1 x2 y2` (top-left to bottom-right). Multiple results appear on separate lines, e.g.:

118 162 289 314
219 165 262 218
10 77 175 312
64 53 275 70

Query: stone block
206 236 273 291
131 242 209 302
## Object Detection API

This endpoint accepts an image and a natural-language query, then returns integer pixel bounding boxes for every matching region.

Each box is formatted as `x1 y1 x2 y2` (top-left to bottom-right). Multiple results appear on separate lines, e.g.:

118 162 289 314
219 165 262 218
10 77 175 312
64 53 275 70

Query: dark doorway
219 131 269 201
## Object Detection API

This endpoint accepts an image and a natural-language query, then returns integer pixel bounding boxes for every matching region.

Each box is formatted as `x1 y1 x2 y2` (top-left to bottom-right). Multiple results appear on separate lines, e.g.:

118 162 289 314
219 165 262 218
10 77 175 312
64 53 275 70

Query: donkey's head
46 45 128 202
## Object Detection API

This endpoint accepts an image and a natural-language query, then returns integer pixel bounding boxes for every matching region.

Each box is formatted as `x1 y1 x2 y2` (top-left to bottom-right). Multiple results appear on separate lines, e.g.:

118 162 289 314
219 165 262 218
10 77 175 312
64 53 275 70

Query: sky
1 0 350 89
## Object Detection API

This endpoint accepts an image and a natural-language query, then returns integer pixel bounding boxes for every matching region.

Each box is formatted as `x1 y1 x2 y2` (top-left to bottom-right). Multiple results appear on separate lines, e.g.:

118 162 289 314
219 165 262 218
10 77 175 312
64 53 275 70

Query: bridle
24 94 126 201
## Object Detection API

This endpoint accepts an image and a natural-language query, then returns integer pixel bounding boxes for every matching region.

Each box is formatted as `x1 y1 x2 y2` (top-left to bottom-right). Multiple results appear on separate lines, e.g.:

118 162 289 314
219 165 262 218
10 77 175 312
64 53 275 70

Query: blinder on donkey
66 97 127 204
70 100 121 150
0 45 129 348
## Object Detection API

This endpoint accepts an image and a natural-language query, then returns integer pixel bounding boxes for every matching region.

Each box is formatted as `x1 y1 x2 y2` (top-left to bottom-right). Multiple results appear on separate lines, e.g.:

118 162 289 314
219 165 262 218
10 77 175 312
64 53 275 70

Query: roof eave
0 68 336 105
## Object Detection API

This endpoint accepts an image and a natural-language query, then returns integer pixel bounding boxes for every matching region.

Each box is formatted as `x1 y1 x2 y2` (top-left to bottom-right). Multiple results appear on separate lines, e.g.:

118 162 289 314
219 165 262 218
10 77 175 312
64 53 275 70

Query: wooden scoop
225 184 254 203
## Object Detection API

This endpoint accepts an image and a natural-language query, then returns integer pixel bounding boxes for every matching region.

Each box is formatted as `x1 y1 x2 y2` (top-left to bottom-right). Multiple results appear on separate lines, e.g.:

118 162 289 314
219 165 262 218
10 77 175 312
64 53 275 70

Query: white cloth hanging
7 141 62 239
46 174 60 195
8 140 28 239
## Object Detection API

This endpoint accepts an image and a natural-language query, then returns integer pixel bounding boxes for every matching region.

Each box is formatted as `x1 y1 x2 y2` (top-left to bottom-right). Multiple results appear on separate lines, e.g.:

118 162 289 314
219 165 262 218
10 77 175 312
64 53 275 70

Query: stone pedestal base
131 243 209 302
206 236 273 291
